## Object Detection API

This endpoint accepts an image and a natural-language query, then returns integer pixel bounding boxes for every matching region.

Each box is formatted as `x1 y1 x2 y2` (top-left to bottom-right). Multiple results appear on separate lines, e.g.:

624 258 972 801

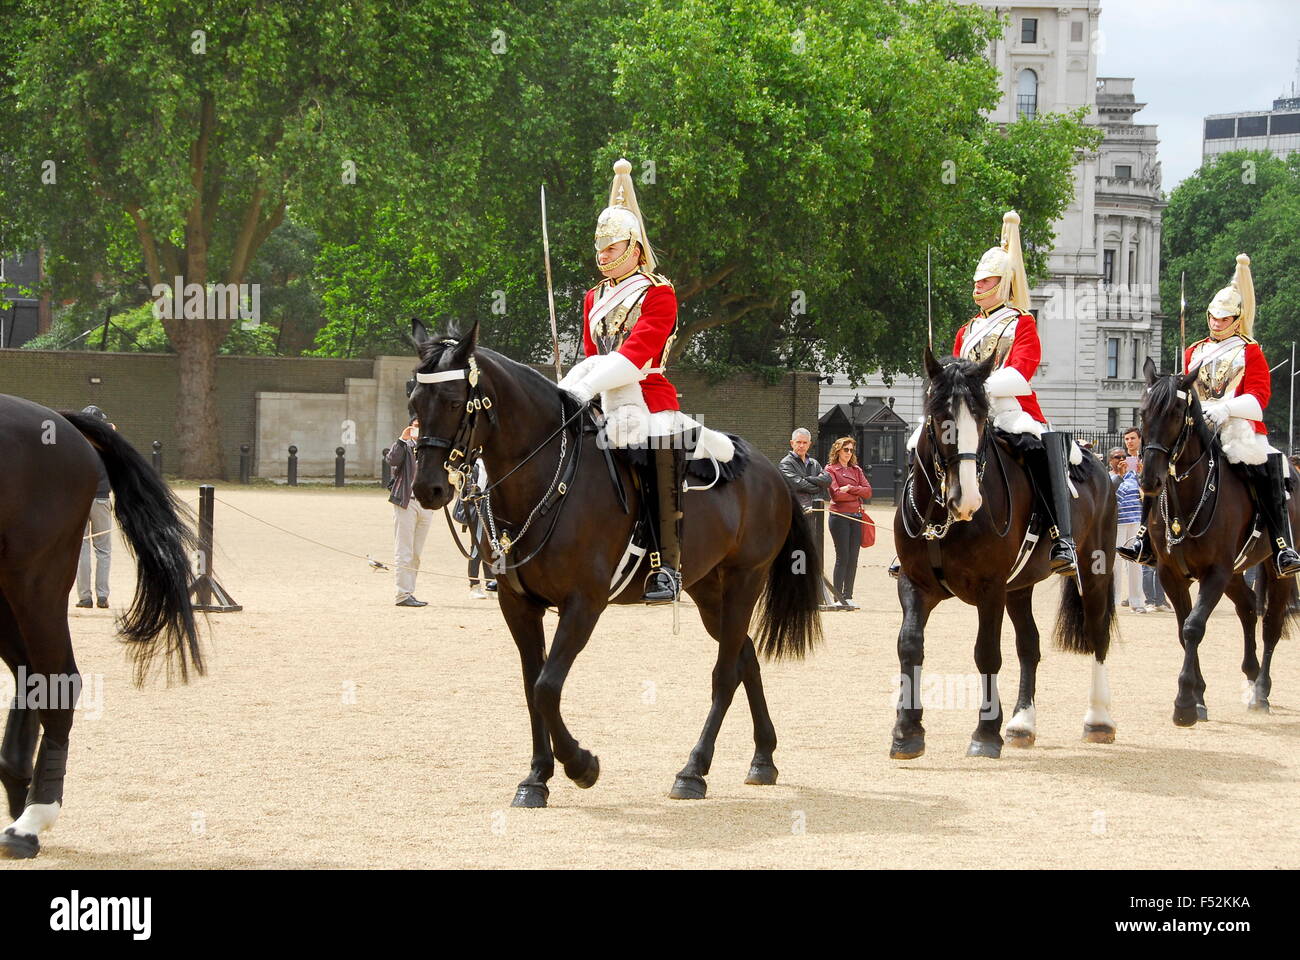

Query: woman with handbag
826 436 872 610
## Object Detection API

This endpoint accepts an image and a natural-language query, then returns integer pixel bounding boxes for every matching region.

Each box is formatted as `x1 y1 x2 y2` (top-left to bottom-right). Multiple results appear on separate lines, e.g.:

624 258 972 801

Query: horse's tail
755 490 824 662
64 413 204 685
1257 567 1300 641
1054 572 1116 655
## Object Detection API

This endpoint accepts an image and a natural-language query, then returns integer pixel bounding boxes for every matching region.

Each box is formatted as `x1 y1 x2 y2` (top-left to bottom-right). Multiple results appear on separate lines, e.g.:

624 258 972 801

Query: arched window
1017 69 1038 119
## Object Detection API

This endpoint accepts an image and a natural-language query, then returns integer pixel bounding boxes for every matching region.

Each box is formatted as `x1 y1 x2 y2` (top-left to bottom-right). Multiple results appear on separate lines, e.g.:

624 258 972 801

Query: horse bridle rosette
414 355 492 491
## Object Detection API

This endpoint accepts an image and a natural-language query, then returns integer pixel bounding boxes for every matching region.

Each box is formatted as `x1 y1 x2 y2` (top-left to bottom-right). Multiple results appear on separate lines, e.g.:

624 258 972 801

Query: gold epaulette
647 272 672 288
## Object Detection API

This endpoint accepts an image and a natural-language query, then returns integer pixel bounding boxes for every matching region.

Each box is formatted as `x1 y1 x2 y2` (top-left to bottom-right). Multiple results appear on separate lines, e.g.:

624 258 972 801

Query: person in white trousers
1113 451 1146 613
387 418 435 607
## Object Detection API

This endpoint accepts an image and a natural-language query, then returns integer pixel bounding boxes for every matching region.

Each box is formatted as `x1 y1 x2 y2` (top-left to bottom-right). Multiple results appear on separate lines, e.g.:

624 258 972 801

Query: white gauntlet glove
1202 401 1230 428
559 352 643 405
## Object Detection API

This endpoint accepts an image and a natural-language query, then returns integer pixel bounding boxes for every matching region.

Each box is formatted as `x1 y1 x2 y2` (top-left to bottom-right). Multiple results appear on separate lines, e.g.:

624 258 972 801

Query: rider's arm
616 284 676 372
991 313 1042 394
1231 343 1271 419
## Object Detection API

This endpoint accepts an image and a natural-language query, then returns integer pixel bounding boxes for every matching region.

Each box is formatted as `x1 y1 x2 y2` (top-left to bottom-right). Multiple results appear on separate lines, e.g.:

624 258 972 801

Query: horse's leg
1004 587 1039 748
1225 574 1259 718
670 568 766 800
1082 556 1118 743
532 596 603 791
1252 574 1292 713
0 593 38 821
1172 568 1228 727
967 591 1007 758
687 574 779 786
892 573 940 759
498 588 554 808
0 593 78 859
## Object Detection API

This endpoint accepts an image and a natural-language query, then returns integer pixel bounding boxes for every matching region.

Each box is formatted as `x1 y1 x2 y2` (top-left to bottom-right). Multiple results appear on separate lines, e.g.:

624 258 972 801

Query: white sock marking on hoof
6 801 60 838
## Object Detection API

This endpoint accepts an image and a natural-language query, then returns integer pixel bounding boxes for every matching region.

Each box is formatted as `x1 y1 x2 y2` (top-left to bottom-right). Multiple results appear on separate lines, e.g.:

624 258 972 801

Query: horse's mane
416 328 583 421
926 355 991 423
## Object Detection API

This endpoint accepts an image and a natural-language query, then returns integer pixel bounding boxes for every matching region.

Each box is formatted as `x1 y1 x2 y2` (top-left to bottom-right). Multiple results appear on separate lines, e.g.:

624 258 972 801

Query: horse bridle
902 413 995 540
1143 382 1219 544
413 353 494 493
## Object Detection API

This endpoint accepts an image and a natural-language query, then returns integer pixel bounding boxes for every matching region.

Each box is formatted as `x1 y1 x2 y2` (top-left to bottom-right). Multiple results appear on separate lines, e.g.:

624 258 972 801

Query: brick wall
0 349 818 475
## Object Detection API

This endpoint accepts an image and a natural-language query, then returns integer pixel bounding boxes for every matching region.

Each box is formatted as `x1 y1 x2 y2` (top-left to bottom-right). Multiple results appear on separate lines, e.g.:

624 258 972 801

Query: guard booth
817 398 910 501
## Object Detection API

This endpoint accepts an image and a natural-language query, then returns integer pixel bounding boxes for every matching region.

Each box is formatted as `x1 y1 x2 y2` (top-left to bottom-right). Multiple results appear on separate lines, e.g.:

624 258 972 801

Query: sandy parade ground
4 482 1298 870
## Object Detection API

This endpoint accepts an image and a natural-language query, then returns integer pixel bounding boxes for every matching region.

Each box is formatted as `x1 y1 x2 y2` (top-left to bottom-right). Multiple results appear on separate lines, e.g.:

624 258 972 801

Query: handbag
860 511 876 549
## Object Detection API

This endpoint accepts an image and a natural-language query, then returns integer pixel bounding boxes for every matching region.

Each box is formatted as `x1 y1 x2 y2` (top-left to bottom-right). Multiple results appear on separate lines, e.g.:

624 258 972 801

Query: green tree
1 0 494 475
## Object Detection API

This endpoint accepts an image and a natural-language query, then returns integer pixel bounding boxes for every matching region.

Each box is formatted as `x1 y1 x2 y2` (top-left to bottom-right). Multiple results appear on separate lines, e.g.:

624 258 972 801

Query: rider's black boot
644 444 685 603
1116 492 1157 567
1258 453 1300 578
1028 431 1079 577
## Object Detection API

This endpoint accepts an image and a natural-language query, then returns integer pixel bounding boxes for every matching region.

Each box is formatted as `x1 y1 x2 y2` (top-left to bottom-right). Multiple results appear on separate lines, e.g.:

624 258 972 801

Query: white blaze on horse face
953 400 982 520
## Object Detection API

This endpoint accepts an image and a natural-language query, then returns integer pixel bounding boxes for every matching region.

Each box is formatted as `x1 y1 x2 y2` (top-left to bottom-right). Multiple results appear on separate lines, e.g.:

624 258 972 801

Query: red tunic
953 311 1047 424
582 277 680 413
1184 337 1269 434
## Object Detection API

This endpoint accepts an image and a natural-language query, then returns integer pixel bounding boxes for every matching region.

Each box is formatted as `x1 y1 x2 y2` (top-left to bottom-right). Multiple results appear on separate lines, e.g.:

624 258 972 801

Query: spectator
1122 426 1141 461
826 436 872 611
387 417 435 608
778 427 836 610
75 405 114 609
1115 454 1145 613
455 460 491 600
1107 447 1125 490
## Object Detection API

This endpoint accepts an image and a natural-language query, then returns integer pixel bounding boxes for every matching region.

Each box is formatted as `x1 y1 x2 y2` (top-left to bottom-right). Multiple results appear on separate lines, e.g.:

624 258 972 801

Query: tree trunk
173 326 227 478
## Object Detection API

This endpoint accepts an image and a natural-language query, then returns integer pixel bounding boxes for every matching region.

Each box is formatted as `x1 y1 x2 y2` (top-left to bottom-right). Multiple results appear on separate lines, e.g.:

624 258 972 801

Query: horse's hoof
567 754 600 790
744 762 779 786
966 739 1002 759
669 774 707 800
1082 724 1116 744
511 783 549 808
0 828 38 859
1172 704 1199 727
890 737 925 760
1005 730 1036 749
1247 699 1270 714
1196 704 1209 722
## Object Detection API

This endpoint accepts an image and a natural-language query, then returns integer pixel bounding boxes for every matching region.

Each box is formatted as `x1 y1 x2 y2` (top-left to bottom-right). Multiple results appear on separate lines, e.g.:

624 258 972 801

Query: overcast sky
1097 0 1300 190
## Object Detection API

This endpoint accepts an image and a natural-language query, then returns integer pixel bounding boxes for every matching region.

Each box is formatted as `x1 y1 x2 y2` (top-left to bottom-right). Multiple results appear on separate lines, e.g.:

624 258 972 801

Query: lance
1179 271 1186 367
926 244 933 350
541 184 563 381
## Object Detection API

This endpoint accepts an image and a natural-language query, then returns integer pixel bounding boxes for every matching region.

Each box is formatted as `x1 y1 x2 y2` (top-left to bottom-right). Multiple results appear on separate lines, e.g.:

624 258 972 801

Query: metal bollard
287 445 298 486
335 446 346 487
239 443 251 485
152 440 162 475
381 448 391 488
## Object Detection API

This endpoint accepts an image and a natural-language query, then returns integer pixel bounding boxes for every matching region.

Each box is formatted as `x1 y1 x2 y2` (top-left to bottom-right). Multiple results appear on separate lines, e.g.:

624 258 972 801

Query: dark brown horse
0 395 202 858
1137 359 1298 724
406 320 822 806
892 349 1118 759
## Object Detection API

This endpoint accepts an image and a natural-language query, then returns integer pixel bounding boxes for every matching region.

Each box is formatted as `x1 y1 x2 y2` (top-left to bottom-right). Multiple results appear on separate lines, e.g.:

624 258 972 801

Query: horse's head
1138 356 1203 497
922 345 996 522
408 318 492 509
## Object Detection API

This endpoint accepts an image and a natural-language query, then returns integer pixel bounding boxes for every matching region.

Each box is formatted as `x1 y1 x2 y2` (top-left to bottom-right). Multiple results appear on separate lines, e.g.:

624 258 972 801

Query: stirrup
1049 536 1078 577
643 567 681 604
1274 545 1300 578
1116 529 1155 567
887 557 901 580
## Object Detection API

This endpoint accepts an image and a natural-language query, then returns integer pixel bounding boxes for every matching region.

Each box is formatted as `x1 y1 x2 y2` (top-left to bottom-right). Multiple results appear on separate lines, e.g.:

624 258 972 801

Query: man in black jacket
778 428 837 609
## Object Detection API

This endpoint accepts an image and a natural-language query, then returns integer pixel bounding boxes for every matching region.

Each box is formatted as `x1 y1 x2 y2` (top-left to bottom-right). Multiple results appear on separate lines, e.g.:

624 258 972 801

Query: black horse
892 349 1118 759
0 395 202 858
1137 359 1299 723
406 320 822 806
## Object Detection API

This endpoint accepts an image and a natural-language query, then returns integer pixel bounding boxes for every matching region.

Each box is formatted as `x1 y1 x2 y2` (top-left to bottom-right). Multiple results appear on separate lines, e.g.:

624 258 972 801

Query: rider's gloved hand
1202 401 1230 428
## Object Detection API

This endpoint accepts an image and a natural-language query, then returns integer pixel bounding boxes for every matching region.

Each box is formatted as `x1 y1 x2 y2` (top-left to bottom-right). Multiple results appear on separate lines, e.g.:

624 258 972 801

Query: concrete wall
0 348 818 477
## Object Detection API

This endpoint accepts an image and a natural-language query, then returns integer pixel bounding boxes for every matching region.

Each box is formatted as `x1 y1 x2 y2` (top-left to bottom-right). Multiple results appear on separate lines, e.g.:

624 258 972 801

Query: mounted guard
893 210 1079 577
558 158 733 603
1118 254 1300 577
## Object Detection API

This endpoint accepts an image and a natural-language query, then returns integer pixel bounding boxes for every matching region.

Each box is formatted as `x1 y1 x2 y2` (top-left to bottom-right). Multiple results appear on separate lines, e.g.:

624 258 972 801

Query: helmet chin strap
1208 313 1242 341
597 240 638 275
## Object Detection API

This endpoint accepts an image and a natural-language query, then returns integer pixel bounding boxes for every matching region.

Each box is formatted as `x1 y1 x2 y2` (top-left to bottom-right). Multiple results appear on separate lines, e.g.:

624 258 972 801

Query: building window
1128 249 1136 284
1016 69 1038 120
1107 337 1119 378
1131 337 1140 379
1103 249 1115 285
1021 18 1038 44
1071 20 1084 42
1238 115 1268 138
1272 113 1300 135
1108 408 1119 433
1205 118 1236 140
1115 164 1132 178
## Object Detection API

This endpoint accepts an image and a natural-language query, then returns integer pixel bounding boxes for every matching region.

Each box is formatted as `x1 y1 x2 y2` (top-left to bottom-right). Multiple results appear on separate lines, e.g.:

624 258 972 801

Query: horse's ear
1179 363 1201 392
976 351 998 382
923 344 943 381
411 318 431 347
451 318 480 364
1143 356 1158 385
